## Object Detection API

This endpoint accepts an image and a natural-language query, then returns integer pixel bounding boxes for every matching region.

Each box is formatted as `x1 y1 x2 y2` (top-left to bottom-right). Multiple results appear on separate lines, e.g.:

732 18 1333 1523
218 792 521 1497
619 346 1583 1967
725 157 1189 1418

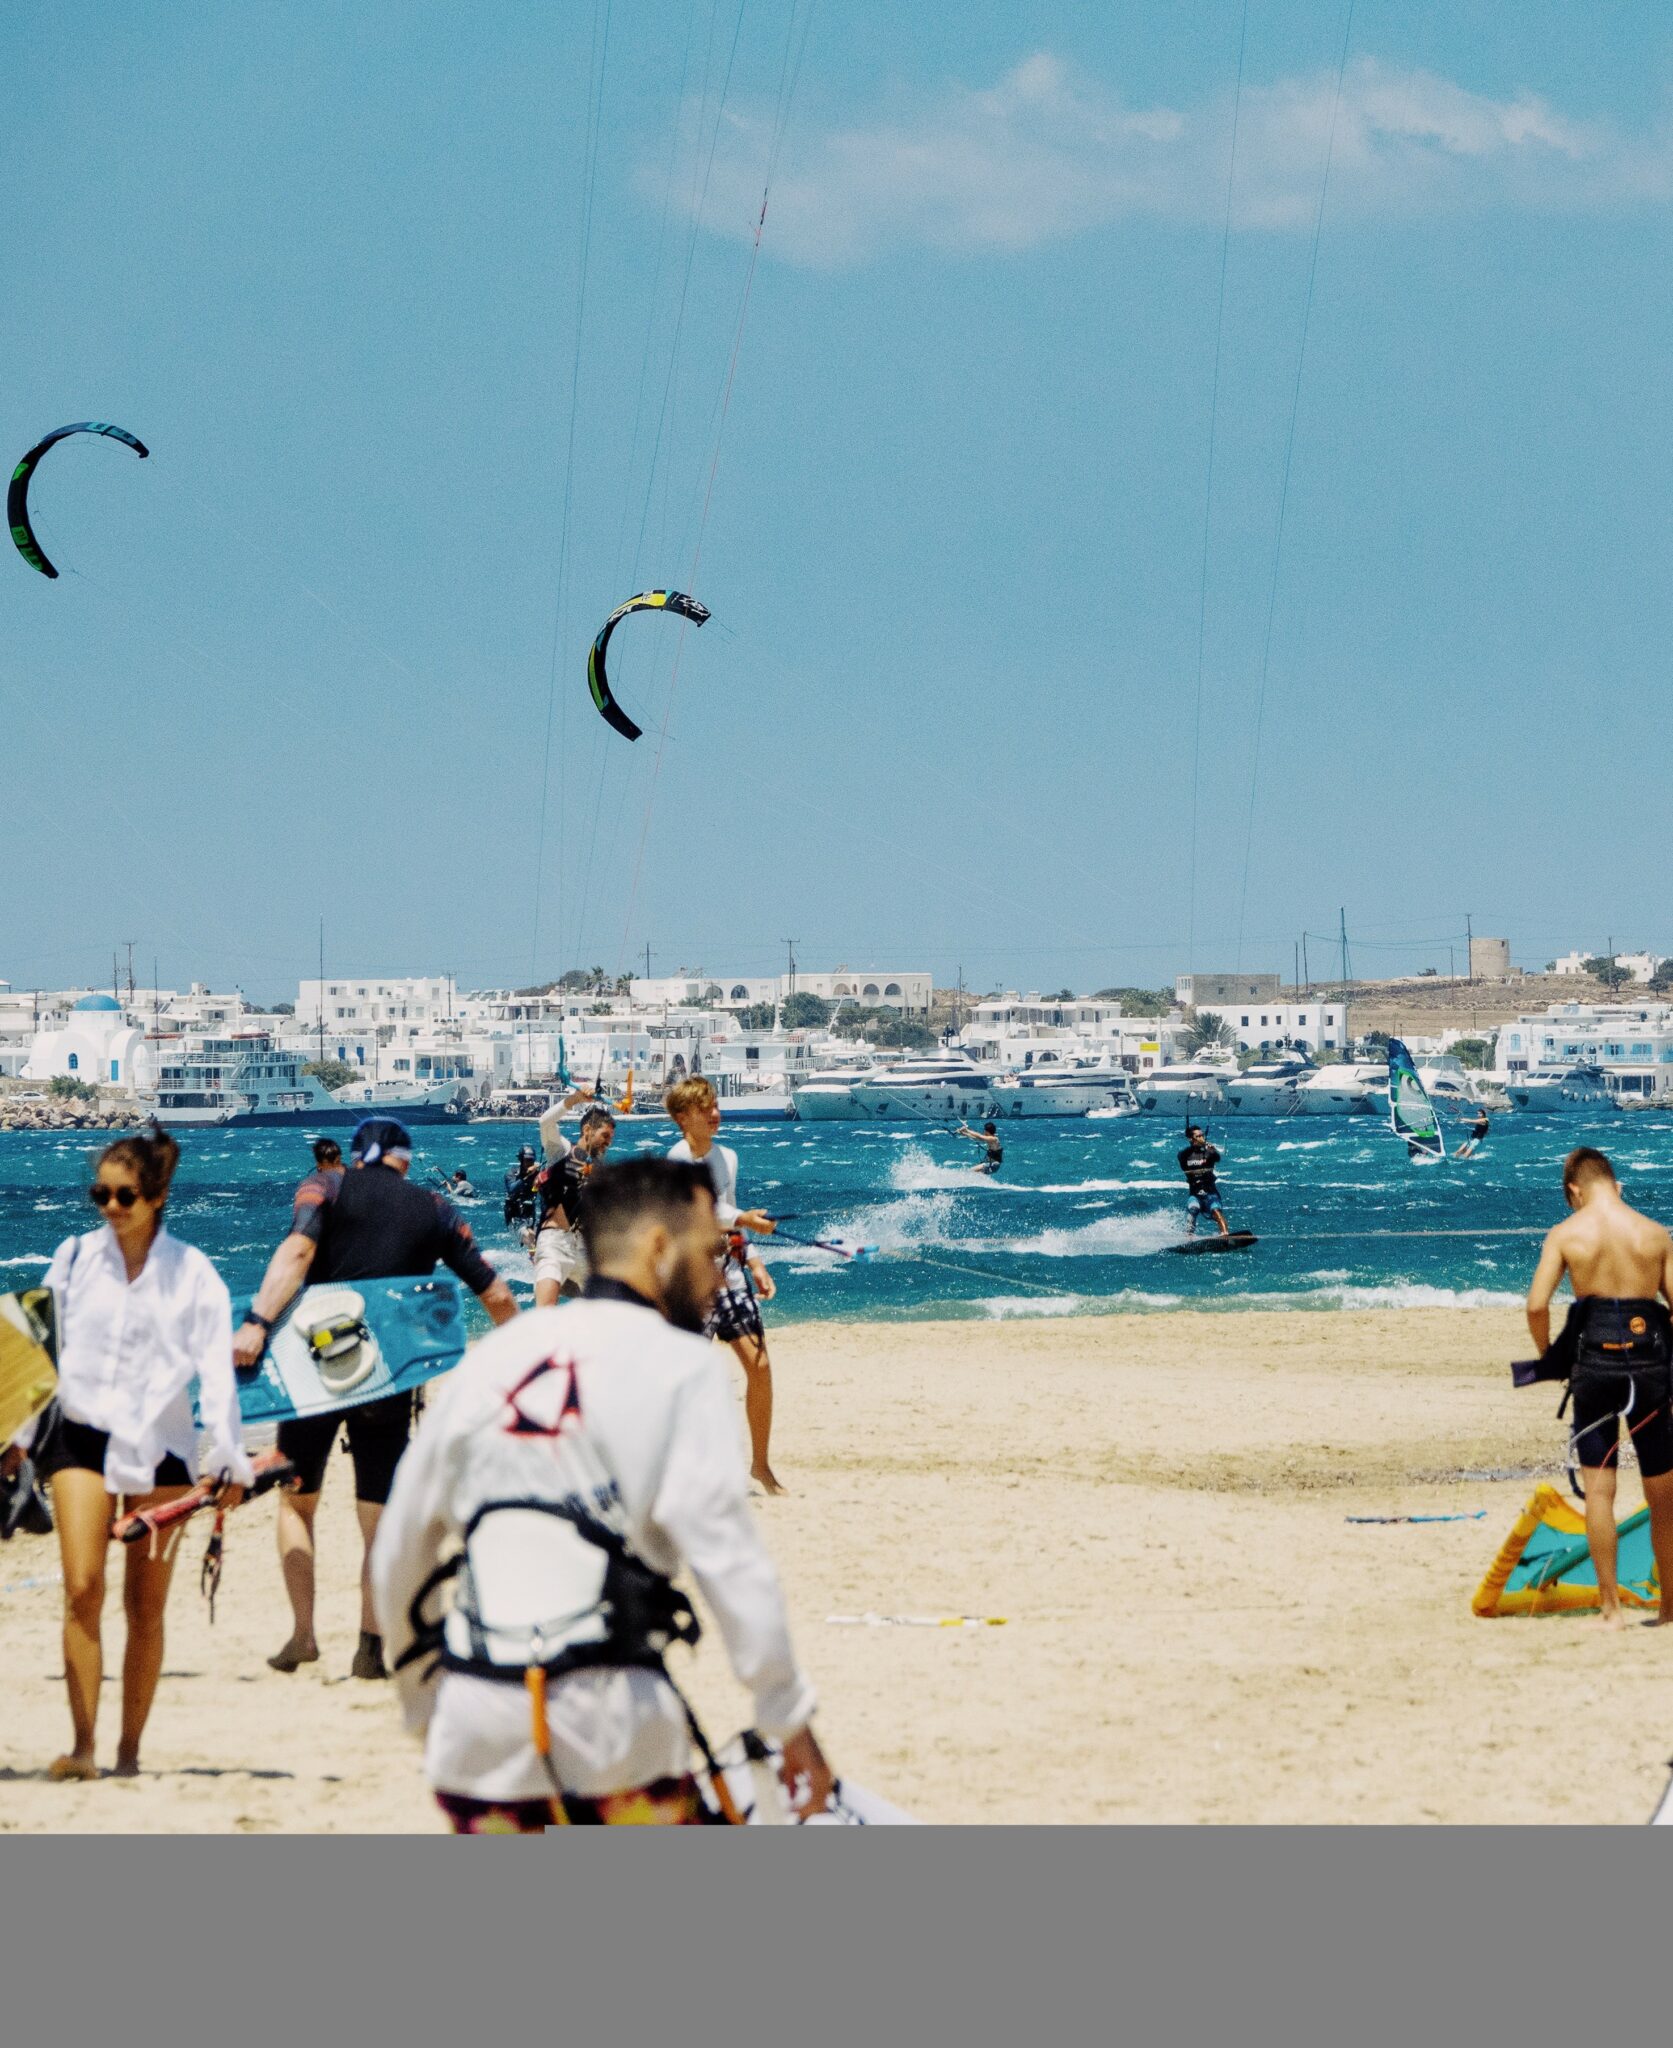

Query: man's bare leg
730 1333 785 1495
270 1489 322 1670
1642 1467 1673 1625
351 1499 388 1678
1213 1210 1230 1237
1582 1459 1627 1629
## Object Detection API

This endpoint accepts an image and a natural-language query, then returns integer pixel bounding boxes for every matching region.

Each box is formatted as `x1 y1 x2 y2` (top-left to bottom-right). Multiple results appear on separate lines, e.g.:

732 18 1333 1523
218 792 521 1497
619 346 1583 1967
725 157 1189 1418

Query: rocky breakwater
0 1099 137 1133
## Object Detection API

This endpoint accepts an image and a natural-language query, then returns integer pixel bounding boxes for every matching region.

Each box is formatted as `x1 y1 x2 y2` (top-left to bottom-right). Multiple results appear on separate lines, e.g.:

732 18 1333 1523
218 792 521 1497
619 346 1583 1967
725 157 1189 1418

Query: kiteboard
1166 1233 1257 1257
233 1276 467 1425
0 1290 59 1447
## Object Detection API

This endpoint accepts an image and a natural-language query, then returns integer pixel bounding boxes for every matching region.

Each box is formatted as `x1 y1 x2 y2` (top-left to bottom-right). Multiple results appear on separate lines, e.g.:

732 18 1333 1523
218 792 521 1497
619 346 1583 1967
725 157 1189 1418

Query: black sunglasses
90 1183 140 1209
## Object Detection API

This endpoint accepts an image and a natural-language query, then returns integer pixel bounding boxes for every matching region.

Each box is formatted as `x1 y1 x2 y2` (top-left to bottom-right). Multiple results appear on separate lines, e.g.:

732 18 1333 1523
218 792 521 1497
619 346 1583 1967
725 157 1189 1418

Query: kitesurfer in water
235 1119 519 1679
1525 1147 1673 1629
371 1157 833 1828
503 1145 539 1228
665 1076 784 1495
956 1121 1004 1175
1455 1108 1490 1160
1178 1127 1229 1238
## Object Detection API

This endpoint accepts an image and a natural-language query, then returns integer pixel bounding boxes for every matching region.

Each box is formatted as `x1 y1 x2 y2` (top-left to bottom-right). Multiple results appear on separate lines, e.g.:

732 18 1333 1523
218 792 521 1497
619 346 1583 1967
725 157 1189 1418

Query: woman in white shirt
10 1127 252 1781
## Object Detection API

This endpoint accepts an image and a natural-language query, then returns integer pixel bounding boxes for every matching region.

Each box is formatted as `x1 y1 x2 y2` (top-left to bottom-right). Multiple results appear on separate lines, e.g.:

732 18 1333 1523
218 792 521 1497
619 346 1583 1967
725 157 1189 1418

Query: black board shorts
1571 1374 1673 1479
38 1416 193 1493
277 1390 415 1505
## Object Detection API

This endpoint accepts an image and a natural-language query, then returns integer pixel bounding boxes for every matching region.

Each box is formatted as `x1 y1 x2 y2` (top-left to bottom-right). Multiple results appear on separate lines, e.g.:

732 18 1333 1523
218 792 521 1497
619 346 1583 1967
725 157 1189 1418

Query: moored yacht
1134 1060 1234 1119
1506 1064 1620 1115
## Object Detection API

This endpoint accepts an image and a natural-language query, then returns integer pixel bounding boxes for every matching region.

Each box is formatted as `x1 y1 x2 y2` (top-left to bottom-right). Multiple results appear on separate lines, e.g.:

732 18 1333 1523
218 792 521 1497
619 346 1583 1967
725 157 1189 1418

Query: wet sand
2 1307 1668 1829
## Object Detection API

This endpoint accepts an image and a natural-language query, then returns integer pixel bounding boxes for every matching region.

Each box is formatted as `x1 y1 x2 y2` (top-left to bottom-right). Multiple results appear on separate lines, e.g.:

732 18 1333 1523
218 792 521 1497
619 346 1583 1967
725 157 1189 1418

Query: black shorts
1571 1374 1673 1480
38 1415 193 1492
277 1391 415 1506
707 1263 764 1346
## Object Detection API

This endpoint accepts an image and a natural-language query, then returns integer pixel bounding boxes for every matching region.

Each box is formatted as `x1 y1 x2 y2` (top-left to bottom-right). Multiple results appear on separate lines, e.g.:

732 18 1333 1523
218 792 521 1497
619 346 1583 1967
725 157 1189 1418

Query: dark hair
312 1138 343 1166
579 1106 617 1138
1563 1146 1616 1193
580 1158 713 1266
98 1124 181 1203
984 1122 997 1135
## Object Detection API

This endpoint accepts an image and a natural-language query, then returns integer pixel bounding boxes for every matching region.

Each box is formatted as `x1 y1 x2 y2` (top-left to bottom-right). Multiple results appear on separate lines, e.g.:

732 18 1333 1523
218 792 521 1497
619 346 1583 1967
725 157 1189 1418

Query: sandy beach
2 1305 1668 1830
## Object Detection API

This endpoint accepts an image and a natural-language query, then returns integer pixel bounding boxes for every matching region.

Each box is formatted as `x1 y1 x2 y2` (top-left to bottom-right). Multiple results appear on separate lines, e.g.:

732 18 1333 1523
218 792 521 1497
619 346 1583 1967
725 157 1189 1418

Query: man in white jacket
371 1156 832 1829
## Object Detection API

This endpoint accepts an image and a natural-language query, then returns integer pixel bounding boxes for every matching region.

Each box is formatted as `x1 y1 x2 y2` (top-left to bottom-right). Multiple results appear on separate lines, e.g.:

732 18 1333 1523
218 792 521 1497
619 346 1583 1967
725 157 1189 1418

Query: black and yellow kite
9 422 150 579
587 589 710 741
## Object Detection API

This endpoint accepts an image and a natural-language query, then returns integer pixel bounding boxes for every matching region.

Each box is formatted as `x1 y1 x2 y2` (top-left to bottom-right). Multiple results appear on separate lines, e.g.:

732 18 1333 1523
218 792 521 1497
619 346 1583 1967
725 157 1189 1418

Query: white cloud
666 54 1672 266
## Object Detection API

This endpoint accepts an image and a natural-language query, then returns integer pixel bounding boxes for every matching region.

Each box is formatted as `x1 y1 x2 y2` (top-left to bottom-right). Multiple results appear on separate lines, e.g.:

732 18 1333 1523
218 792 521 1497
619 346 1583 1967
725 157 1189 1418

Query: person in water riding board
532 1107 616 1305
1456 1108 1490 1160
236 1118 519 1679
1178 1126 1229 1237
1 1127 251 1782
665 1076 784 1496
372 1157 834 1829
957 1122 1003 1175
1525 1147 1673 1629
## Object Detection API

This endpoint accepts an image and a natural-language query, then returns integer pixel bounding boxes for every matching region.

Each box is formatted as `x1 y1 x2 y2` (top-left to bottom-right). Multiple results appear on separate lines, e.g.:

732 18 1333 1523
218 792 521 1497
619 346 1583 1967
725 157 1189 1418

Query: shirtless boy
1525 1147 1673 1628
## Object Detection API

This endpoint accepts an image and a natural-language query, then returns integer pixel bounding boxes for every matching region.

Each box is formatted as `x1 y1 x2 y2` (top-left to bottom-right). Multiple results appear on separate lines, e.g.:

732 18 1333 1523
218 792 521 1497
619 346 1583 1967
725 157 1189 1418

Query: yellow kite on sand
1473 1483 1660 1617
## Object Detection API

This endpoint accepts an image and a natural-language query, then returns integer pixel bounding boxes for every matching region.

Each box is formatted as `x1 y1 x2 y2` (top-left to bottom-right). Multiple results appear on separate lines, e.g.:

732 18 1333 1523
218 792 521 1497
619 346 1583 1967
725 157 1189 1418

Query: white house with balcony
1494 1002 1673 1096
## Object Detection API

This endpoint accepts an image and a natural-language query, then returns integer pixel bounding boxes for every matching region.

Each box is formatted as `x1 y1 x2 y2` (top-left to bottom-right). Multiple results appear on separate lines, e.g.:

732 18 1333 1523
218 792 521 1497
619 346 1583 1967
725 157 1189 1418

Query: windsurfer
1178 1127 1229 1237
1525 1147 1673 1629
1455 1109 1490 1160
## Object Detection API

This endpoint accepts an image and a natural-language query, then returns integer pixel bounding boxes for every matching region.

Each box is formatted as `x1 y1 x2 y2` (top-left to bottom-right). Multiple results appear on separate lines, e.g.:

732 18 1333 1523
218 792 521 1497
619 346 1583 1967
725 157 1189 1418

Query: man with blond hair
664 1075 784 1494
1526 1146 1673 1629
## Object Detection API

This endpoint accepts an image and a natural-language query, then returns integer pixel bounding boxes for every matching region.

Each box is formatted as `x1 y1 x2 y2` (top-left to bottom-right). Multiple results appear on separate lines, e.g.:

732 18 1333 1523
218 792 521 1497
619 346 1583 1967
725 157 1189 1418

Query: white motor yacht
1218 1054 1309 1117
1291 1064 1377 1116
1133 1061 1234 1119
1506 1065 1620 1114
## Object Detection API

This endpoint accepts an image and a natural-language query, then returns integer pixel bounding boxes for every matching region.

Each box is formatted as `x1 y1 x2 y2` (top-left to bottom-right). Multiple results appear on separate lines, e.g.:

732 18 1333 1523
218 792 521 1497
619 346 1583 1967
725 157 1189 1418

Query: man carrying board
236 1118 519 1678
1525 1146 1673 1629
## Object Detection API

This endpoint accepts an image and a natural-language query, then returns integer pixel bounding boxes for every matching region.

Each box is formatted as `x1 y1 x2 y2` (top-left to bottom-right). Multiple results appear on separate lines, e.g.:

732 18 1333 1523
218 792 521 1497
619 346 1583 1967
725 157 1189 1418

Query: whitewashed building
1494 1002 1673 1096
628 968 932 1018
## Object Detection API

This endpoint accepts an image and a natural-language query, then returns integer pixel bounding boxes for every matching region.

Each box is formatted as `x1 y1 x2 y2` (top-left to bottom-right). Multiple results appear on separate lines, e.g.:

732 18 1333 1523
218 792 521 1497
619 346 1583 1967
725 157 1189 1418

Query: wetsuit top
1470 1114 1489 1140
983 1136 1003 1168
535 1153 593 1235
1178 1142 1221 1197
291 1163 497 1292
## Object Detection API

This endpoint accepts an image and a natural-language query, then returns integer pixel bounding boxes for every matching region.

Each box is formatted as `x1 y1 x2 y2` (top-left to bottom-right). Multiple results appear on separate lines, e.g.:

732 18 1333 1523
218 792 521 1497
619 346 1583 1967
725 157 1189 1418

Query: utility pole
318 917 326 1067
122 940 137 1005
1302 932 1310 995
1465 911 1473 985
1339 909 1350 993
783 938 797 1005
644 942 653 983
113 951 120 1002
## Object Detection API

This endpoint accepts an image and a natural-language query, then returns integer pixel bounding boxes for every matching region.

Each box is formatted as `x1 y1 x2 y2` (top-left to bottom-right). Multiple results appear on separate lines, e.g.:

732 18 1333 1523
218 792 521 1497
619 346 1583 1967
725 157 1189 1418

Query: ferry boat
140 1032 469 1127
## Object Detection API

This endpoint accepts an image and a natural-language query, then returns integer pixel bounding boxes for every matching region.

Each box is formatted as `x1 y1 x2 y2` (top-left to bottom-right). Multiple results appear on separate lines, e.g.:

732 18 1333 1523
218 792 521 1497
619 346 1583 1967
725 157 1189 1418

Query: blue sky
6 0 1673 1002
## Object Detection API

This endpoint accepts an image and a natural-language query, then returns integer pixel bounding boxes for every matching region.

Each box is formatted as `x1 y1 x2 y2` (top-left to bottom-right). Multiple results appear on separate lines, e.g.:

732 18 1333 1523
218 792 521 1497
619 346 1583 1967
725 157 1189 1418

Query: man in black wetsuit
957 1121 1004 1175
1178 1126 1229 1237
235 1118 519 1678
503 1145 539 1227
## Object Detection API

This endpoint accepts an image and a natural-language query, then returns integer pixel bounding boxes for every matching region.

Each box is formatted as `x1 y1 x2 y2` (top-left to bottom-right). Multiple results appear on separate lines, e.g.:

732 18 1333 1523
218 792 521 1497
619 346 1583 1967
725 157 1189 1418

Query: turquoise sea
3 1110 1666 1325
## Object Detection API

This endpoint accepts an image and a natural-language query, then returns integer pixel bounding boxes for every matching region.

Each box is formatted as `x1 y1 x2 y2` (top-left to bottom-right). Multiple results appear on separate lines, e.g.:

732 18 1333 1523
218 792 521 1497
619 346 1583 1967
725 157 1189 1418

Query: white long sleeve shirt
667 1136 740 1226
35 1226 253 1493
371 1293 816 1800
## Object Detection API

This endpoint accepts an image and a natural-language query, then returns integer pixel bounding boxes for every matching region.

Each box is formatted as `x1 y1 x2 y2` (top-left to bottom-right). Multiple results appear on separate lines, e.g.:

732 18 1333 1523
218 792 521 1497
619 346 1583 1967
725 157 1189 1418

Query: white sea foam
0 1254 50 1269
1276 1139 1331 1152
996 1209 1180 1260
887 1147 997 1194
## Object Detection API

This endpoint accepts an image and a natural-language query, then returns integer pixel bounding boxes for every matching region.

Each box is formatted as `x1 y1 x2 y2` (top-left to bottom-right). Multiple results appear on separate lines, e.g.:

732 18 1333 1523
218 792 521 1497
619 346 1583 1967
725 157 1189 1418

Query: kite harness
1534 1298 1673 1496
393 1495 742 1823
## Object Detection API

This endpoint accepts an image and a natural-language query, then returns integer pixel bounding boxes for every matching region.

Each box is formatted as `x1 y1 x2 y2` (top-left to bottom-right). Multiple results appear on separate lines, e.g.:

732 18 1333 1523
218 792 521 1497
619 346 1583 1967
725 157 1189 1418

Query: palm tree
1180 1007 1236 1057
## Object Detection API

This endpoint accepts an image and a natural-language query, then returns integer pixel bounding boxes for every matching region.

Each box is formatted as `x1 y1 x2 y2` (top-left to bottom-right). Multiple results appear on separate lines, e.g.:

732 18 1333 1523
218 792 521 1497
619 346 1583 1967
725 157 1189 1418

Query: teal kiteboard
233 1275 467 1425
